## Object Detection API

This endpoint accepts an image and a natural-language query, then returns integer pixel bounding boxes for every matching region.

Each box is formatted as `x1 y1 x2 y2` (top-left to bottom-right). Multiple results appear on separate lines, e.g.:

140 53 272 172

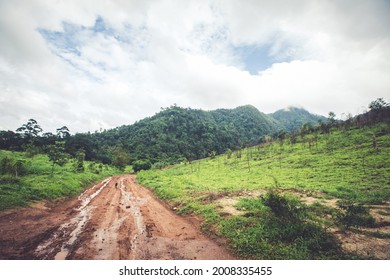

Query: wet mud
0 175 234 260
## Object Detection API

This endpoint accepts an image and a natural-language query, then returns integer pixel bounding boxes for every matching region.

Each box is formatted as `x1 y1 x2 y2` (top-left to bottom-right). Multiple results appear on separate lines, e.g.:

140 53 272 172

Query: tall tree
56 126 70 139
368 98 389 111
16 119 43 139
328 112 336 126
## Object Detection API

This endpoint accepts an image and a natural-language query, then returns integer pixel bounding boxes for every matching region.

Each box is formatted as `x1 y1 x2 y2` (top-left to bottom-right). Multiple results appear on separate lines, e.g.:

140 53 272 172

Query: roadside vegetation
0 150 120 210
0 119 125 210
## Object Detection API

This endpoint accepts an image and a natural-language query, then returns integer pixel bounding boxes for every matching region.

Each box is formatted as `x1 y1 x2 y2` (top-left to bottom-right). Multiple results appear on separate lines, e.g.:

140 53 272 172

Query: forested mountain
3 99 390 167
210 105 282 145
270 107 326 132
90 105 322 164
1 104 327 166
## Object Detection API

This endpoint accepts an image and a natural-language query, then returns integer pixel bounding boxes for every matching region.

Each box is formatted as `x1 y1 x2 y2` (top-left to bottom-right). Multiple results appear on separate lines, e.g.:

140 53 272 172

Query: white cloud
0 0 389 133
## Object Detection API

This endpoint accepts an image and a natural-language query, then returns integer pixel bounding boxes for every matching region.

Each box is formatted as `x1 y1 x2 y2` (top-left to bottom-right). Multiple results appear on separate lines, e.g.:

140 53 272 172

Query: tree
263 135 272 144
344 113 353 129
246 148 252 172
46 141 69 175
277 131 287 146
24 142 41 157
290 133 297 145
0 157 13 175
301 122 313 135
112 146 131 170
16 119 43 139
0 130 22 150
368 98 389 111
73 149 85 172
328 112 336 126
0 157 25 177
372 133 378 150
133 159 152 173
13 160 25 177
225 148 233 159
56 126 70 139
41 132 57 147
0 157 12 175
367 98 390 124
65 133 96 160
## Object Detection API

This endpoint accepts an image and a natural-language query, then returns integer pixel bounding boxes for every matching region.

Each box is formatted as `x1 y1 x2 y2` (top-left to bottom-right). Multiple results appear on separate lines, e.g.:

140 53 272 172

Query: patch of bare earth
0 175 234 260
214 190 266 216
333 204 390 259
213 189 390 259
215 188 337 216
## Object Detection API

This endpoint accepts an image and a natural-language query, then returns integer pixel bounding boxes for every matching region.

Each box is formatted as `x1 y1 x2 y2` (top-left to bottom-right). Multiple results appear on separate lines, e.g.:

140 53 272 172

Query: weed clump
261 191 307 221
0 150 121 210
336 200 376 229
219 192 342 259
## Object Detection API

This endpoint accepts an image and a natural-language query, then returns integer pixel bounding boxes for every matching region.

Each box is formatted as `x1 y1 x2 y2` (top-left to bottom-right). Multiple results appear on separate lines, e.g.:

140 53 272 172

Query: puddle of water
53 206 93 260
35 178 112 260
54 250 68 260
77 178 112 210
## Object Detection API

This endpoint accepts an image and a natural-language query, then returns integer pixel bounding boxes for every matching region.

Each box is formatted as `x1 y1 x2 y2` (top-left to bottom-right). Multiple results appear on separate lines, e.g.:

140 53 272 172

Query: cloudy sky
1 0 389 133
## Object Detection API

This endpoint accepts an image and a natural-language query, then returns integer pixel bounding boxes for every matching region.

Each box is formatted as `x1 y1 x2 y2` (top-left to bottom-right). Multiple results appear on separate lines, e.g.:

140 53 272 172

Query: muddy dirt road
0 175 234 260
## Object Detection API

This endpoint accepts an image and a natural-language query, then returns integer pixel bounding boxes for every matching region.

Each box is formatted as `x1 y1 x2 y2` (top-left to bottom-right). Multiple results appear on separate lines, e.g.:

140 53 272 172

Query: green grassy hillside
138 122 390 259
0 150 121 210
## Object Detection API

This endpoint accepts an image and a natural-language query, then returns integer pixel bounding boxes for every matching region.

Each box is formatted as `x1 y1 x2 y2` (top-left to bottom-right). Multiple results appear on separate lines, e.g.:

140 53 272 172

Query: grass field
1 123 388 259
0 150 121 210
137 123 390 259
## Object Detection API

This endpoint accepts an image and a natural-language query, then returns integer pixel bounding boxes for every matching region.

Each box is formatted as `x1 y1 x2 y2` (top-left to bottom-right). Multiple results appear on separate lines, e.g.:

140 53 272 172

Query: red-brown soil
0 175 234 260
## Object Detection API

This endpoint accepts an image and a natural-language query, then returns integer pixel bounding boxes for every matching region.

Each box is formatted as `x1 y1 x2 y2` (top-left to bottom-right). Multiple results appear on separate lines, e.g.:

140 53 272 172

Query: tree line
0 98 388 172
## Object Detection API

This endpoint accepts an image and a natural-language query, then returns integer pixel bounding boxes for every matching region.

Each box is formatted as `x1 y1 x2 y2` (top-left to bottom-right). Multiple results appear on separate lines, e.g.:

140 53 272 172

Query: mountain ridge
0 104 327 166
87 104 325 164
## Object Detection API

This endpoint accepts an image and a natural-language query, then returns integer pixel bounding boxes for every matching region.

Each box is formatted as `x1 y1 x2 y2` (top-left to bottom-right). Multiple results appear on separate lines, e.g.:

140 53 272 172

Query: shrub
0 157 13 175
152 161 169 170
133 159 152 173
261 192 307 221
0 157 26 177
336 201 376 229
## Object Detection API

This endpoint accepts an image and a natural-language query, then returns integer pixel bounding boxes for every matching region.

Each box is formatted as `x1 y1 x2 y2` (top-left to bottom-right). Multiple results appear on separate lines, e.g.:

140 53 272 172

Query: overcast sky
1 0 389 133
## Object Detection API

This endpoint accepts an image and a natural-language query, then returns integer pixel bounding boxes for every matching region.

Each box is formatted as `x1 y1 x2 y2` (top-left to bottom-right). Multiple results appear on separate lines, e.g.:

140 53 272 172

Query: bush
73 150 85 172
133 159 152 173
0 176 21 184
219 212 342 259
336 201 376 229
0 157 13 175
0 157 26 177
218 193 342 259
261 191 307 221
152 161 169 170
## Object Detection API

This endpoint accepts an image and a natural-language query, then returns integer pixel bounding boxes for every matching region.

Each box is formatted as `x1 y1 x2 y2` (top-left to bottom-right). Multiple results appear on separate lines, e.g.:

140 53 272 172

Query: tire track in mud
34 177 113 259
30 175 234 260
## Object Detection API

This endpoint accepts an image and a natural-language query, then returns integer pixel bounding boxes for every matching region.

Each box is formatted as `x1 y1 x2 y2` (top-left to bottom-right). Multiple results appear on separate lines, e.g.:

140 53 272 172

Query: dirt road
0 175 234 260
